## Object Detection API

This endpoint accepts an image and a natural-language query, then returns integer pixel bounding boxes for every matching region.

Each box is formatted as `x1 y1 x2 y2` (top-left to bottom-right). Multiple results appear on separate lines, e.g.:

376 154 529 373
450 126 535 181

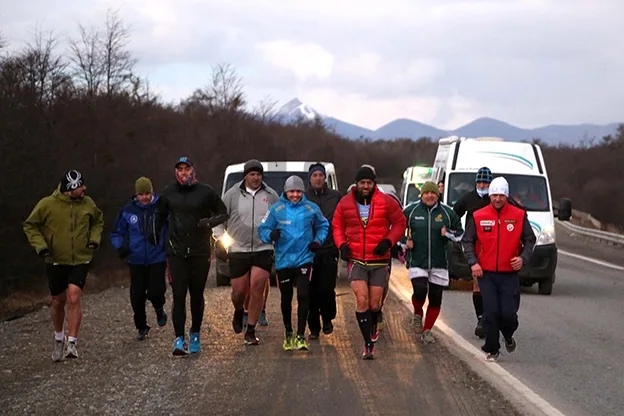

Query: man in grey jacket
213 160 280 345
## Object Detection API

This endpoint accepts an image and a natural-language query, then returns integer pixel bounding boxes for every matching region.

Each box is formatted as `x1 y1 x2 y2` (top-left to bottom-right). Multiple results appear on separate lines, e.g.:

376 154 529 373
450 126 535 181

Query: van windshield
447 172 550 212
224 171 309 195
405 183 421 205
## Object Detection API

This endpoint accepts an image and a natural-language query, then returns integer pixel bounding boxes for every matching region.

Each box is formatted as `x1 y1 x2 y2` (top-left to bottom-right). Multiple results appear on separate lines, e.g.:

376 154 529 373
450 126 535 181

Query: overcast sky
1 0 622 130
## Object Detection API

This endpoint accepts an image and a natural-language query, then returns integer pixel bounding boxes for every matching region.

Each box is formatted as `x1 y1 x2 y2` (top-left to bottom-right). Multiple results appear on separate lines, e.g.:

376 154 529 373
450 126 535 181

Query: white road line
558 249 624 271
388 279 567 416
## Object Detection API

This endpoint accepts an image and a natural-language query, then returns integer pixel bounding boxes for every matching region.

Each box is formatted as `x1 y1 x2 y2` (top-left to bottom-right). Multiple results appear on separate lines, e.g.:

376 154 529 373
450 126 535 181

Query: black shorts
228 250 273 279
46 263 90 296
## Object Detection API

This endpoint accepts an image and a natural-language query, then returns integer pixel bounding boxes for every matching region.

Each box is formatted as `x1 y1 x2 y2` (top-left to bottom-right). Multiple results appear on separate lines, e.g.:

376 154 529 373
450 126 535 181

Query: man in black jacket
153 157 228 356
305 163 342 338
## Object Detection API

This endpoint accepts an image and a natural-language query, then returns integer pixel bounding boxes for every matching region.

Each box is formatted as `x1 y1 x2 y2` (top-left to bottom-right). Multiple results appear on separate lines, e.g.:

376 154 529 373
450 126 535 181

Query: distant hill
276 98 620 146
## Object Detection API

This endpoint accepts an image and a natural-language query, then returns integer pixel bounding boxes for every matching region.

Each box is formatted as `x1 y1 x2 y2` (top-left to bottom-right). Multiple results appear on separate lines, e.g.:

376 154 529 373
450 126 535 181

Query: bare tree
102 8 136 96
253 94 279 122
68 22 103 97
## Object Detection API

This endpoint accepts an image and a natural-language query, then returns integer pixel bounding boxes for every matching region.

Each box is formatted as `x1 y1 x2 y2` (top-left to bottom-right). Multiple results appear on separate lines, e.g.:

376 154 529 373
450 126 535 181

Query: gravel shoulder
0 264 522 416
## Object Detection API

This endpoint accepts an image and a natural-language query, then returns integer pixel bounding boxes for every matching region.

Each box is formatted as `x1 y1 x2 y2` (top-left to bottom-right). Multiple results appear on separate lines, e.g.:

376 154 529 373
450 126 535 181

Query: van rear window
224 172 309 195
447 173 550 212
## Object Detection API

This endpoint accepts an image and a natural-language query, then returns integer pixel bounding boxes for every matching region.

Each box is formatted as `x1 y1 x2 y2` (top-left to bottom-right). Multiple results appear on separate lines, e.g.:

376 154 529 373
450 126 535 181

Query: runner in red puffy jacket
332 166 407 359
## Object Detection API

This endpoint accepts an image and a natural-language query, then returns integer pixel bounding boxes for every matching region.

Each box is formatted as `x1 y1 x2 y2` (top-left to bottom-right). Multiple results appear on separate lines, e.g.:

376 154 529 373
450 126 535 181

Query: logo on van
477 151 534 170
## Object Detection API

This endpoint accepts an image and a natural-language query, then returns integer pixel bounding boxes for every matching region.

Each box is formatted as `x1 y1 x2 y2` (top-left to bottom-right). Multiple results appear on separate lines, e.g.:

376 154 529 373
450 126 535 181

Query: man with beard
332 166 406 359
23 170 104 361
152 157 229 356
304 163 342 339
213 159 279 346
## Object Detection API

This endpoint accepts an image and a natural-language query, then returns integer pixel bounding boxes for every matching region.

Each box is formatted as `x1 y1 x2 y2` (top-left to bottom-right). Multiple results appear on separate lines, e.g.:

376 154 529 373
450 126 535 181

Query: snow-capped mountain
278 98 322 120
275 97 620 146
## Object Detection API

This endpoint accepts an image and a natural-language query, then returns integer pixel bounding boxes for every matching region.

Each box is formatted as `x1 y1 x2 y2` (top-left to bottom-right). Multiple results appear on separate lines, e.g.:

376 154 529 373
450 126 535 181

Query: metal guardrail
556 219 624 245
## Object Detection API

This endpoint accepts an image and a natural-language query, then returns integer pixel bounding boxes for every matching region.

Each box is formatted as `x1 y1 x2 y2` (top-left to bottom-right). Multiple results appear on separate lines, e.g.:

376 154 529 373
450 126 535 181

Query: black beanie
243 159 263 176
60 170 85 191
354 166 376 183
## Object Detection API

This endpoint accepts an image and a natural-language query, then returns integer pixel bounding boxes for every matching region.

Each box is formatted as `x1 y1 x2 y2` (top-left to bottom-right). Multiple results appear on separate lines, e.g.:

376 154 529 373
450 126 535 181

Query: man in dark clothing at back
305 163 342 339
152 157 229 356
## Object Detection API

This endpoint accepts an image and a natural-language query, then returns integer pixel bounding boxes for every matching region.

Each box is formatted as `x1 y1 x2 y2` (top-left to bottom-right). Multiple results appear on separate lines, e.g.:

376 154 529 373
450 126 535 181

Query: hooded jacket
23 185 104 265
304 184 342 253
110 194 168 265
258 194 329 270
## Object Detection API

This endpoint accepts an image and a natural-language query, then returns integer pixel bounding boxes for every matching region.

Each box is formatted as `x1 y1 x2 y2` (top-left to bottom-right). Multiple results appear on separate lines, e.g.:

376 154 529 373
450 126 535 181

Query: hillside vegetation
1 11 622 301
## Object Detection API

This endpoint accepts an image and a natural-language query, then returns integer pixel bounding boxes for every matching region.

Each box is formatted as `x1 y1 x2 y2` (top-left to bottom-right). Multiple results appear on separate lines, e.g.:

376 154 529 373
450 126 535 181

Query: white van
432 136 572 295
215 161 339 286
399 165 434 208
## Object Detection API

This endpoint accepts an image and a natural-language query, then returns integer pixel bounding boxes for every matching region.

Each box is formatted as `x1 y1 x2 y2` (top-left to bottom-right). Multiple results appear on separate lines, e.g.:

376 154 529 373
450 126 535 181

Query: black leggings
277 264 312 336
129 262 166 330
167 255 210 337
411 278 444 308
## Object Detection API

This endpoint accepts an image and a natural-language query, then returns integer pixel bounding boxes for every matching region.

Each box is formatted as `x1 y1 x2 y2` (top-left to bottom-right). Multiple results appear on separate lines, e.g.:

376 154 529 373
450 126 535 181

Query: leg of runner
50 290 67 362
410 277 428 334
187 256 210 354
294 264 312 350
147 261 168 327
472 277 485 338
478 271 501 361
167 256 191 356
229 253 251 335
244 266 270 345
276 268 295 351
64 264 88 359
368 265 388 348
319 252 338 335
258 279 269 326
421 280 444 344
307 258 322 339
129 264 150 340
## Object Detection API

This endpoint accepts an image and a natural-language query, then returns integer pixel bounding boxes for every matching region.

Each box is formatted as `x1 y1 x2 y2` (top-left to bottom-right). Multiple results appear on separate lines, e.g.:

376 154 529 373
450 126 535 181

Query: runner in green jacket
23 170 104 361
403 181 463 343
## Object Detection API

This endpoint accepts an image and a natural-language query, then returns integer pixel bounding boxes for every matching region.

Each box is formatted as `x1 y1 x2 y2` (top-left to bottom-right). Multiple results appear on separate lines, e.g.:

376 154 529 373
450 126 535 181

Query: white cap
488 177 509 197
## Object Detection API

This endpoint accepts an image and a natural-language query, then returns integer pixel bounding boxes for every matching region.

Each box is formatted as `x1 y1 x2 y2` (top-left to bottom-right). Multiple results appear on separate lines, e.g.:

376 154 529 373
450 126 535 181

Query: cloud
1 0 622 130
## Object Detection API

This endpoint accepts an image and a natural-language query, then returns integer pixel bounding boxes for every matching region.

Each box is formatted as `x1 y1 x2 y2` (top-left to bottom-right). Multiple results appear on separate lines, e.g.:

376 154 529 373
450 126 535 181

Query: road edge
388 278 566 416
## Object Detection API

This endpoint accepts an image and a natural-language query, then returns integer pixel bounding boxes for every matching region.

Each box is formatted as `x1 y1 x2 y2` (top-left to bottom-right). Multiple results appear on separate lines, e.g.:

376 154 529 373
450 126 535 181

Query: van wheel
538 275 554 295
216 272 230 287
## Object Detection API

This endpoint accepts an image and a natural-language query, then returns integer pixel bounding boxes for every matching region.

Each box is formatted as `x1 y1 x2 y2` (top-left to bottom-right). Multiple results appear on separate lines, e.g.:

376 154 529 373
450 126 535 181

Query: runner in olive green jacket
402 181 463 344
23 170 104 362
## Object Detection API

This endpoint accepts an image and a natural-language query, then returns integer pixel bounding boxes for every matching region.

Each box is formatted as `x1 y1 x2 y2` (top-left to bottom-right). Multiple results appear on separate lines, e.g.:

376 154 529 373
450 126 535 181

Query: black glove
87 242 99 250
308 241 321 252
373 239 392 256
117 247 130 259
214 241 229 262
339 243 352 262
270 229 281 242
38 248 50 258
197 218 212 230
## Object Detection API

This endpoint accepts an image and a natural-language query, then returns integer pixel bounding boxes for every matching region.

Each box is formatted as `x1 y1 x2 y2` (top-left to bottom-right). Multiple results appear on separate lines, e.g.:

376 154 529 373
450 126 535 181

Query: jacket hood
52 184 86 203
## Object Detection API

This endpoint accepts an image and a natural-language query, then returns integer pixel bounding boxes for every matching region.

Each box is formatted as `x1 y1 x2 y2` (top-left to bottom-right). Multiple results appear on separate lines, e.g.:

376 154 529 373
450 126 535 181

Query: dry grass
0 267 129 321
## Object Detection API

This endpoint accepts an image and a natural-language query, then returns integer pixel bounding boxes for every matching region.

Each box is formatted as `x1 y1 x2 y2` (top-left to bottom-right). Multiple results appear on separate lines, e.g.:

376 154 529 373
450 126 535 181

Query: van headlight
220 232 233 250
536 226 555 246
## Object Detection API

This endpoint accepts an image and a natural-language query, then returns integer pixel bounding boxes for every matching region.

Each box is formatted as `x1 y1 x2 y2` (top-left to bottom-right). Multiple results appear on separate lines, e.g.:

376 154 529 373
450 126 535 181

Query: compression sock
411 295 425 316
472 292 483 320
423 307 441 331
356 311 373 346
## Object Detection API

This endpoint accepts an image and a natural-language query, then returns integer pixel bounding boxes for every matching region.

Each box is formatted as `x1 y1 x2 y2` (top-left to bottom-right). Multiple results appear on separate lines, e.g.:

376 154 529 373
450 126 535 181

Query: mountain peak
278 97 320 120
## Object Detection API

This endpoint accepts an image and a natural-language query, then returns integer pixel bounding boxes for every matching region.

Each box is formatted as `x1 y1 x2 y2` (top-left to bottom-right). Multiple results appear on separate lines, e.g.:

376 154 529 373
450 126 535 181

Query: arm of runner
22 199 49 255
520 212 537 264
312 205 329 246
257 206 278 244
88 200 104 247
110 208 128 250
331 200 347 248
385 197 408 245
444 207 464 242
205 186 229 228
153 189 170 239
461 216 478 266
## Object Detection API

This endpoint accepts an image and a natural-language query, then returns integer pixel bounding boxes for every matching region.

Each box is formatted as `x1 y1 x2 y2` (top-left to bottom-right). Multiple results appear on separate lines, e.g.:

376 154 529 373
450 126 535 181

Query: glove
38 248 50 258
339 243 352 262
270 229 281 242
214 241 229 262
373 239 392 256
117 247 130 259
87 242 99 250
197 218 212 230
308 241 321 251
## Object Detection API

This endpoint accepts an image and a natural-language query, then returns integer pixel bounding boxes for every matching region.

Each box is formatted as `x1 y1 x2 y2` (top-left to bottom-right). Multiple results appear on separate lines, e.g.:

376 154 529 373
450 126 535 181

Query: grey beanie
284 175 305 193
243 159 263 176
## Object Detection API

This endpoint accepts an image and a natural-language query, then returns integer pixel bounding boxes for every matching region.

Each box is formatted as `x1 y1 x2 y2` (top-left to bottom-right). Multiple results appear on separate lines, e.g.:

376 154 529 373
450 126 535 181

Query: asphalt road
0 269 521 416
405 222 624 416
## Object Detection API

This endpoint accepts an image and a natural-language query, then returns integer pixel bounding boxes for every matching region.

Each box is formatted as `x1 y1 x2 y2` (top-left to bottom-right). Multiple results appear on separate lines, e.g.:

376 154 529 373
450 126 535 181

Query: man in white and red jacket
461 176 536 362
332 166 406 360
